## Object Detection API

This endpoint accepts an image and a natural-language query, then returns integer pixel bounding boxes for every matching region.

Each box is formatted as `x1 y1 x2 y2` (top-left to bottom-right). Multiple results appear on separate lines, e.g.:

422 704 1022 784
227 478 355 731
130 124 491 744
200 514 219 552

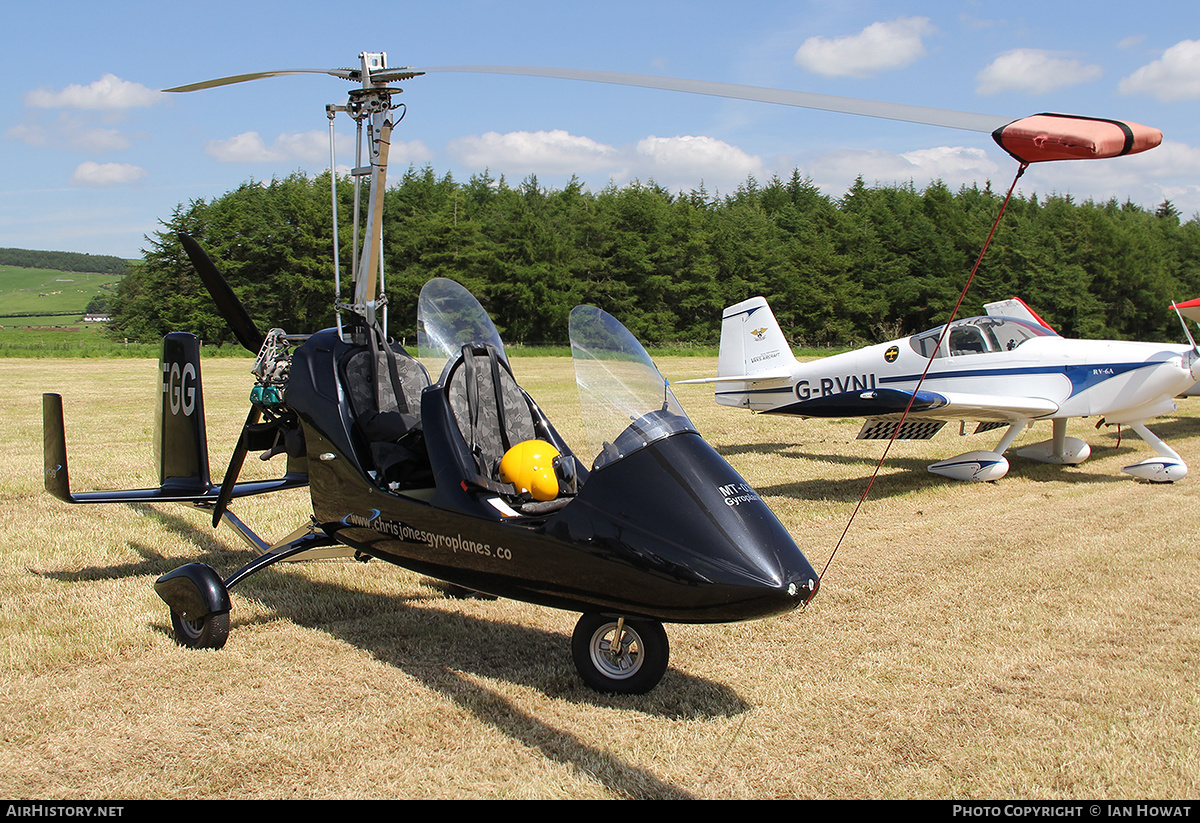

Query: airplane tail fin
674 296 797 409
154 332 213 493
717 296 799 379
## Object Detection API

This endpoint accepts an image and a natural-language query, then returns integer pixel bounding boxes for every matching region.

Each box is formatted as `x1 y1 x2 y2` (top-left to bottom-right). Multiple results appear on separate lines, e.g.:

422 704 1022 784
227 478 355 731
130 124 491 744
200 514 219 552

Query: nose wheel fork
571 613 669 694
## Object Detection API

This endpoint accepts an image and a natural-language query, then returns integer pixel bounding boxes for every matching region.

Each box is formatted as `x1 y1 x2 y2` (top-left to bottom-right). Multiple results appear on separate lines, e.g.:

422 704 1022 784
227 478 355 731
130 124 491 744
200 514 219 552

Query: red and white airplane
678 296 1200 482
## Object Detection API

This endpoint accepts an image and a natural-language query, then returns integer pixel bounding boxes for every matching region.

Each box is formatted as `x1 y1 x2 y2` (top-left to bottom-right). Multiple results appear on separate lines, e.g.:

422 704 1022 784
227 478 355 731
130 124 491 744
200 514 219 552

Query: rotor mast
326 53 422 336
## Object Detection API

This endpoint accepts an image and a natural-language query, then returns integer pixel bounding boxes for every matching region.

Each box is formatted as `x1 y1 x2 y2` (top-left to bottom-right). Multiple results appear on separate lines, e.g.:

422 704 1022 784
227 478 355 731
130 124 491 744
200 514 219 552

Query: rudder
717 296 796 378
155 332 212 492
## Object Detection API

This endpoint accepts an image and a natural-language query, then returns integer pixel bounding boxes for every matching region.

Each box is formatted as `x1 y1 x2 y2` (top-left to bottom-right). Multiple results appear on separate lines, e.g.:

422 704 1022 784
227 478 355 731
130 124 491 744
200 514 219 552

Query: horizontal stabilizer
675 369 793 385
43 392 307 506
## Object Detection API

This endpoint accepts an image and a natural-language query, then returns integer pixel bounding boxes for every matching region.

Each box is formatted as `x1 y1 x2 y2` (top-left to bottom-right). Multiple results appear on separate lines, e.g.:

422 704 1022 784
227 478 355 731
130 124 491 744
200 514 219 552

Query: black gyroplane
42 52 1163 693
43 53 826 694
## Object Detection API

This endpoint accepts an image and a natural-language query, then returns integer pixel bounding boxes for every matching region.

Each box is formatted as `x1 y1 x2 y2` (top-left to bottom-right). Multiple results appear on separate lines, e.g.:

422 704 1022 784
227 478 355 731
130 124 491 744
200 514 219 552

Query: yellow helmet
499 439 561 501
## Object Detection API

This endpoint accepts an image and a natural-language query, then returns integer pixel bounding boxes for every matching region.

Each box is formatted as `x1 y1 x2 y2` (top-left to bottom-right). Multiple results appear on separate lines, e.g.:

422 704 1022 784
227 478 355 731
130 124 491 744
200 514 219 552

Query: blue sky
3 0 1199 258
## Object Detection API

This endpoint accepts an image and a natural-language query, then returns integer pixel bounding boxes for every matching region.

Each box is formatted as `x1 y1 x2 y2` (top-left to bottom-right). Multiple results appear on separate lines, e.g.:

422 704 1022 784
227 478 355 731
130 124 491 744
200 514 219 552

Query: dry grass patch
1 356 1198 798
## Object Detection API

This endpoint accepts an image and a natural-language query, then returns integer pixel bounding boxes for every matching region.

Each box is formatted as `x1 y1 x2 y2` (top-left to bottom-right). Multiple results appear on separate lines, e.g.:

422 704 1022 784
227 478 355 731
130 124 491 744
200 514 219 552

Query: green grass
0 326 253 358
0 327 846 360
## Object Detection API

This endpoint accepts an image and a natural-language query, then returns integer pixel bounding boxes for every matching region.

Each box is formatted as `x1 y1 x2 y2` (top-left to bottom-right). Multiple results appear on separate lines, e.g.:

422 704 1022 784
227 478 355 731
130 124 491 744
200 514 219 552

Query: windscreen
569 305 695 469
416 278 507 381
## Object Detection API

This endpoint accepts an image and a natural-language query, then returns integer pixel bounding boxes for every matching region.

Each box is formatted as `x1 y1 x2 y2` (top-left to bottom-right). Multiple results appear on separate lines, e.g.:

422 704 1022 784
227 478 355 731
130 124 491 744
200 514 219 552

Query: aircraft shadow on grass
33 501 758 799
713 438 1133 503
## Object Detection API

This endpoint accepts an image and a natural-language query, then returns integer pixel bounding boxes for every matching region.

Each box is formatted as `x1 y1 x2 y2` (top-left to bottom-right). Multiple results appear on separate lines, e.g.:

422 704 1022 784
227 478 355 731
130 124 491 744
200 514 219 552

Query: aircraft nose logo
884 345 899 363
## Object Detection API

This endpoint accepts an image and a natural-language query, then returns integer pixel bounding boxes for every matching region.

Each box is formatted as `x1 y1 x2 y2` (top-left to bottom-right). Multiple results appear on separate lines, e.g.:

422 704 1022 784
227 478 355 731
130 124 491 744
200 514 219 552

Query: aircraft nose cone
790 576 820 605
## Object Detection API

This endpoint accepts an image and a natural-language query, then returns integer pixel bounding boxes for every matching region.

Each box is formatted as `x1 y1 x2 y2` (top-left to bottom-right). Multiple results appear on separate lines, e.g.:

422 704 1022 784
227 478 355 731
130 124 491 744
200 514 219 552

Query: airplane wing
761 387 1059 422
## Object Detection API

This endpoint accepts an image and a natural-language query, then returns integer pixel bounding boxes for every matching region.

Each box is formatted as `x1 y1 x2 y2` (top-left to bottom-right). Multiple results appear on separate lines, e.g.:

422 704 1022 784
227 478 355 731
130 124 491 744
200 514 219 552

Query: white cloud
794 17 936 78
6 114 134 152
26 74 162 110
1012 139 1200 217
633 135 765 190
795 138 1200 220
206 130 432 166
448 130 618 174
1119 39 1200 102
4 120 48 147
976 49 1103 95
69 161 147 187
807 145 1002 196
68 127 133 153
206 131 323 163
446 129 764 193
900 146 1001 179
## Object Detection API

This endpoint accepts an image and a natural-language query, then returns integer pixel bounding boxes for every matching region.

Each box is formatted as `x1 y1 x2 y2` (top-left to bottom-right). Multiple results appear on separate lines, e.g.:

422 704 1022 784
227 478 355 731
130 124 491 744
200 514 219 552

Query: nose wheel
169 609 230 649
571 613 669 694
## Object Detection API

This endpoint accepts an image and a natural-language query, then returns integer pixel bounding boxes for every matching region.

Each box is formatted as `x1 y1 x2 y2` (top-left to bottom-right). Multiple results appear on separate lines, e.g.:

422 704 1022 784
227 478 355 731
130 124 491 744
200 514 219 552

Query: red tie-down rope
811 162 1030 590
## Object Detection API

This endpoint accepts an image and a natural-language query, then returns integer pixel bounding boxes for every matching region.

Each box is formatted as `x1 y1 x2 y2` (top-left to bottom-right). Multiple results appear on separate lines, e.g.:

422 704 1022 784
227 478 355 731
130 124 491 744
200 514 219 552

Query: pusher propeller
178 233 264 354
176 233 272 526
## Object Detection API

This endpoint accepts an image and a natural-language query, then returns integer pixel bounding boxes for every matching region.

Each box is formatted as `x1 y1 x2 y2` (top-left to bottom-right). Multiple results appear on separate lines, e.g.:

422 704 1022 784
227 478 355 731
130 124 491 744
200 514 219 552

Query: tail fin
43 392 72 503
155 332 212 492
717 296 798 379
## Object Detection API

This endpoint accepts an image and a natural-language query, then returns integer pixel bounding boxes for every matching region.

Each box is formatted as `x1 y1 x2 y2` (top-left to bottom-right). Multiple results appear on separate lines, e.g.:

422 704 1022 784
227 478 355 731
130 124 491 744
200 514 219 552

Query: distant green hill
0 248 127 321
0 247 129 275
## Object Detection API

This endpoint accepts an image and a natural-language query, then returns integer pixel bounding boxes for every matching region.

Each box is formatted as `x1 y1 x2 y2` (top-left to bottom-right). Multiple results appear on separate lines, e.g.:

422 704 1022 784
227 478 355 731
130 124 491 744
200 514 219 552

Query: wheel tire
571 614 669 694
169 609 230 649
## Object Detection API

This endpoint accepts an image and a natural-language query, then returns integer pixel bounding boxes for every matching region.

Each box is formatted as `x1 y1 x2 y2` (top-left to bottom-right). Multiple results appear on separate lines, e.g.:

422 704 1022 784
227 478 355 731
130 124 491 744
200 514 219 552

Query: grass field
0 265 121 318
2 355 1198 799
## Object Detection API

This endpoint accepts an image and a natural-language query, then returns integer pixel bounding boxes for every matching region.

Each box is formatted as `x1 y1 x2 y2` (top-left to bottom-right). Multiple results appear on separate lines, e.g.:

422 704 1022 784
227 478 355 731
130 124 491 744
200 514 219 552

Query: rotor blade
178 233 263 353
212 407 261 529
163 68 355 93
415 65 1015 133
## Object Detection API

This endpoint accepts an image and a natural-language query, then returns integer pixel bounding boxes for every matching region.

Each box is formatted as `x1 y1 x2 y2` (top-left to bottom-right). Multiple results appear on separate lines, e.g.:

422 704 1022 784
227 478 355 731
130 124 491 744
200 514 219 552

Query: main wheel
169 609 230 649
571 614 669 694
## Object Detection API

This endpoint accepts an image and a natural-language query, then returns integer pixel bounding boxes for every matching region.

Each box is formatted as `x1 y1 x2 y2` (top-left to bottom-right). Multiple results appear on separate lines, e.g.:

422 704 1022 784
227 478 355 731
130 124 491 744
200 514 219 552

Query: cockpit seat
441 344 577 514
447 344 537 486
341 331 432 488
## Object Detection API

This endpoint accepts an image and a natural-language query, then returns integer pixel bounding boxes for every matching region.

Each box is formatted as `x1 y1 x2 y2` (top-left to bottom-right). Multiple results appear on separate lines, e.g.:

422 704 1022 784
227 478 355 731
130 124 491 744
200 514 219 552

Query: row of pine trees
109 167 1200 349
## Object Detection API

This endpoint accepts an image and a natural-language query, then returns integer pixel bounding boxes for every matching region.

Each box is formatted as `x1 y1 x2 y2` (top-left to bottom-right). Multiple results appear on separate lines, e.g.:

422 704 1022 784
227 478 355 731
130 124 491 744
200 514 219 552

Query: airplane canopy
993 114 1162 164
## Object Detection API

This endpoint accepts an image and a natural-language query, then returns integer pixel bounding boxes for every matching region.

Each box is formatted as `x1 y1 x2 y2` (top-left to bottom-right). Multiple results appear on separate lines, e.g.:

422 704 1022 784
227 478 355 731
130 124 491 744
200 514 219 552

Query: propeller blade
163 68 355 93
178 233 264 354
415 65 1014 133
212 407 261 528
1171 299 1200 359
1172 297 1200 327
163 66 423 93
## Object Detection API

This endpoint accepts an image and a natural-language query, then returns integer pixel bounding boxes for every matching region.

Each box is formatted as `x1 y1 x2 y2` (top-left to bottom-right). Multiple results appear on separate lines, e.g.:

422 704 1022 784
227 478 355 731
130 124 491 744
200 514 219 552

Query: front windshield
569 305 696 470
417 278 507 381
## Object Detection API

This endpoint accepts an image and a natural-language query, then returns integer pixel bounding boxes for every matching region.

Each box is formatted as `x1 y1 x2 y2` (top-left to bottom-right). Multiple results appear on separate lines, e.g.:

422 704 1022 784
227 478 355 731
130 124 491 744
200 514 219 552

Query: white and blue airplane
678 296 1200 482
